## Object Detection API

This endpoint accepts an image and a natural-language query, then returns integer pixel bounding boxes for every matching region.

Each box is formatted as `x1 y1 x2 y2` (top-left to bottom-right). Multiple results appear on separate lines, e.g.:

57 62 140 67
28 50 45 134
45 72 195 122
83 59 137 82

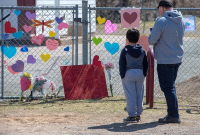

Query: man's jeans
157 63 181 118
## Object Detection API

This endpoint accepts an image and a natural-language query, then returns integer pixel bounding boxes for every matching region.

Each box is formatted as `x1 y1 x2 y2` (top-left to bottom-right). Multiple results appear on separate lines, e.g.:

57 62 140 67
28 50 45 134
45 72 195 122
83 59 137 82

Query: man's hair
126 28 140 43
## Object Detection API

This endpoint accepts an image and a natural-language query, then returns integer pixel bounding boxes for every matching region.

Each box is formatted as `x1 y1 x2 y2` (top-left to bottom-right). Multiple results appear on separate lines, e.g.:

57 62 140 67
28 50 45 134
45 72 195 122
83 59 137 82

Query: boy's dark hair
126 28 140 43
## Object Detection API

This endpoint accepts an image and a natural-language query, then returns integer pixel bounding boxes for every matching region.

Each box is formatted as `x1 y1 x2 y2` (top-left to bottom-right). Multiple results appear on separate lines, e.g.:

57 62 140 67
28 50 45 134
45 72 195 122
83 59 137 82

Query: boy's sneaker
123 116 140 122
158 115 181 123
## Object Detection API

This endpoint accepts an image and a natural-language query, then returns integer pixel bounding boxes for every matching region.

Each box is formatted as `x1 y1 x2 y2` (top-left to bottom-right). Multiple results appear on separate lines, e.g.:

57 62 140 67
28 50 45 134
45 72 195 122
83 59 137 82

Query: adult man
148 0 185 123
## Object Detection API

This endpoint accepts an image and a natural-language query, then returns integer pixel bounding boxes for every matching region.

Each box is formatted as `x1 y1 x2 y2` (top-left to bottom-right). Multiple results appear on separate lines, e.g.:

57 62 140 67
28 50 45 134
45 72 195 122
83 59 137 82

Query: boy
119 28 148 122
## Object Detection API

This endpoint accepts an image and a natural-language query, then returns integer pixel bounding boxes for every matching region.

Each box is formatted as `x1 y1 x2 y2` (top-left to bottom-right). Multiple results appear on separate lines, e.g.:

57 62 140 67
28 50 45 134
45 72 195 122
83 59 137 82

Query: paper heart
12 60 24 72
23 25 32 33
26 11 36 20
40 53 51 62
104 42 120 55
58 22 68 30
0 45 17 59
8 65 20 74
137 35 149 52
31 34 44 45
97 16 106 25
64 46 69 51
14 10 21 16
49 31 56 37
3 60 8 64
1 33 9 40
92 37 102 46
55 17 63 24
20 77 31 91
12 31 23 39
27 55 36 64
5 21 17 34
92 55 102 67
105 20 117 34
20 45 28 52
123 12 138 25
46 39 59 51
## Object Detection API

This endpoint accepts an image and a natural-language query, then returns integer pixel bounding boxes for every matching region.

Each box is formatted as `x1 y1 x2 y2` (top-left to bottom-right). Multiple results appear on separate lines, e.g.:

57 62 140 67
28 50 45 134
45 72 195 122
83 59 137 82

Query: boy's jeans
157 63 181 118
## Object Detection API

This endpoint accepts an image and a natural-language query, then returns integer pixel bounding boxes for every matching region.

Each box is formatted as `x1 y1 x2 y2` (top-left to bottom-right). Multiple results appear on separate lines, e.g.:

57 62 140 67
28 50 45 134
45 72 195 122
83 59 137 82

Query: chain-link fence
89 7 200 103
0 6 78 98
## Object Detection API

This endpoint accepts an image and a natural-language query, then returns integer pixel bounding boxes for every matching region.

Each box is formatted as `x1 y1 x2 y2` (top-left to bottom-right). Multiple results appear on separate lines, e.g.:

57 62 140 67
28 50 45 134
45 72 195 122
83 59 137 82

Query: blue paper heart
0 45 17 59
1 33 9 40
64 46 69 51
104 42 120 55
55 17 63 24
12 31 23 39
20 46 28 52
14 10 21 16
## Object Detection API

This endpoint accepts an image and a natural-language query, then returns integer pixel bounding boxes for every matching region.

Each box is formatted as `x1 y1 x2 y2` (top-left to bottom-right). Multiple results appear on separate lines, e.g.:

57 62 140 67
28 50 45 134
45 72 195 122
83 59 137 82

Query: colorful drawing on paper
0 45 17 59
183 15 196 31
27 55 36 64
46 39 59 51
26 11 36 20
97 16 106 25
5 21 17 33
137 35 149 52
92 37 102 46
121 8 140 28
40 53 51 62
23 25 32 33
104 42 120 55
105 20 117 34
31 34 45 45
31 19 54 33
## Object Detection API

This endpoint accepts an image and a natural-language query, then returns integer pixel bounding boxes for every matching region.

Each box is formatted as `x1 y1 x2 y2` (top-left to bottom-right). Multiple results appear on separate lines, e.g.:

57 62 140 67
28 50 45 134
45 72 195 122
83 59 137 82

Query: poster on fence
121 8 140 28
183 15 196 32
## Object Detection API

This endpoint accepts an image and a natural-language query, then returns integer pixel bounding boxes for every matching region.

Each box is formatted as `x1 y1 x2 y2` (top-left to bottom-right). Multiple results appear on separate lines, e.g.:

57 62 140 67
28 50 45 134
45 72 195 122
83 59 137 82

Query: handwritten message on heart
40 53 51 62
46 39 59 51
31 34 44 45
92 55 102 67
97 16 106 25
26 11 36 20
23 25 32 33
104 42 120 55
105 20 117 34
21 77 31 91
12 31 23 39
137 35 149 52
0 45 17 59
121 9 140 28
49 31 56 37
58 22 68 30
92 37 102 46
5 21 17 33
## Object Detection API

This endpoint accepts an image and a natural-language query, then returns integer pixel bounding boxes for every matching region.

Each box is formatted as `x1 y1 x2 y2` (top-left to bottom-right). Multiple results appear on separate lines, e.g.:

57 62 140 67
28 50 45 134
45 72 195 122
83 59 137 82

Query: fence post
1 8 4 99
75 5 79 65
82 0 88 64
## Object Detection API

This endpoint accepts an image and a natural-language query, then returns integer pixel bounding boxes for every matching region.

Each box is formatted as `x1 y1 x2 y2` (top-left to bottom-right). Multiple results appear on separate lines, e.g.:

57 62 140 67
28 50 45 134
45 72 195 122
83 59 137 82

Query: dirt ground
0 96 200 135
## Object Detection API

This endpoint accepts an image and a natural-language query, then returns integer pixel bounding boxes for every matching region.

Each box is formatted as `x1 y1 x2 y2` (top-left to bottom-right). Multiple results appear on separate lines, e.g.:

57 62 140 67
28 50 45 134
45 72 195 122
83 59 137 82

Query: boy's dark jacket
119 45 148 78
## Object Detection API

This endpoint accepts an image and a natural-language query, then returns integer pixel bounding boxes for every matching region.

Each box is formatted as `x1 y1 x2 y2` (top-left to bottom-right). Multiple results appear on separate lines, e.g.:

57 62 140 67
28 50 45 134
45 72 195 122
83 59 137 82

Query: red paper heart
5 21 17 33
20 77 31 91
92 55 102 67
123 12 138 25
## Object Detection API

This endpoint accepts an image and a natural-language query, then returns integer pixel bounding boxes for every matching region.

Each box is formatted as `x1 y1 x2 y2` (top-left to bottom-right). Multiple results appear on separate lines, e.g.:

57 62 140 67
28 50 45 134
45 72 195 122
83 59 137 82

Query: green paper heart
92 37 102 46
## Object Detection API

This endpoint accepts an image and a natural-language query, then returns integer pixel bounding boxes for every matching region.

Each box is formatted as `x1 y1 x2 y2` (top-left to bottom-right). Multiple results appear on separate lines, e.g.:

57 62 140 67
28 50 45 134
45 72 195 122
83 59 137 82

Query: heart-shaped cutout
0 45 17 59
105 20 117 34
55 17 63 24
31 34 44 45
23 25 32 33
97 16 106 25
26 11 36 20
5 21 17 34
1 33 9 40
27 55 36 64
49 31 56 37
64 46 69 51
123 12 138 25
12 60 24 72
40 53 51 62
20 77 31 91
8 65 20 74
92 55 102 67
104 42 120 55
46 39 59 51
58 22 68 30
92 37 102 46
20 45 28 52
12 31 23 39
14 10 21 16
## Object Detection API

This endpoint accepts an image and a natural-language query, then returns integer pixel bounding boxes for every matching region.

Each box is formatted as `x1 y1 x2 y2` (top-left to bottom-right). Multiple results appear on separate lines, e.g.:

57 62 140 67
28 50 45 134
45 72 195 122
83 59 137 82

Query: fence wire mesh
0 6 77 98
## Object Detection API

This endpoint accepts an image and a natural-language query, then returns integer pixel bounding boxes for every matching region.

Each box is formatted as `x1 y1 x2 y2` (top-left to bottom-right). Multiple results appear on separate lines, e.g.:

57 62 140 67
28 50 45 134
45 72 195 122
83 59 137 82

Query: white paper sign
183 15 196 32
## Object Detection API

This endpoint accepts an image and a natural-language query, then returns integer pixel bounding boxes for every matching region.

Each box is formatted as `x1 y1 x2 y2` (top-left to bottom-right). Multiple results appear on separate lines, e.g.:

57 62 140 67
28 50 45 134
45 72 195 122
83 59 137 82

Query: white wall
0 0 18 40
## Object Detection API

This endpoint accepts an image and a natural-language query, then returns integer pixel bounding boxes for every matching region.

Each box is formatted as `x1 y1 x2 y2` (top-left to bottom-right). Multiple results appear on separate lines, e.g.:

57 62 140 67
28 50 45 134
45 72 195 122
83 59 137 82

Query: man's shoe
158 115 181 123
136 115 141 122
123 116 139 122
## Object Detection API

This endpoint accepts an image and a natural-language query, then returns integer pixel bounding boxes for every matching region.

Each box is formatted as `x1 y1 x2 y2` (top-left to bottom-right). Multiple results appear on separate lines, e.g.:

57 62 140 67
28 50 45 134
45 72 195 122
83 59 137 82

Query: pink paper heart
23 25 32 33
20 77 31 91
31 34 44 45
3 60 8 64
105 20 117 34
58 22 68 30
46 39 59 51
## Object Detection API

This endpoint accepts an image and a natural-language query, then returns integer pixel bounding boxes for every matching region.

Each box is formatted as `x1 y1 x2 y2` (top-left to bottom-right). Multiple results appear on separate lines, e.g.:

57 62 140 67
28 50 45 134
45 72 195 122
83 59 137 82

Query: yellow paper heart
40 53 51 62
97 16 106 25
24 72 32 78
49 31 56 37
